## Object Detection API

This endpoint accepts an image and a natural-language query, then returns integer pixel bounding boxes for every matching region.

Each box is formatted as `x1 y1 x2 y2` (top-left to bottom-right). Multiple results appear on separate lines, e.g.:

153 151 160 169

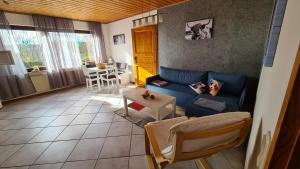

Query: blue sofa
146 66 247 117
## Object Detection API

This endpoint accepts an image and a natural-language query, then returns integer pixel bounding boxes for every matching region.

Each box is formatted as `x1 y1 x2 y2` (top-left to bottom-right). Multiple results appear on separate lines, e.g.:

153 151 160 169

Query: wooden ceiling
0 0 188 23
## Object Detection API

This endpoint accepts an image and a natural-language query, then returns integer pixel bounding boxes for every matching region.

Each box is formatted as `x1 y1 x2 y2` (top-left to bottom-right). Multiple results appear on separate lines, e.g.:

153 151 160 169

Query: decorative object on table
97 63 107 69
142 90 155 100
209 79 223 96
0 50 15 109
113 34 125 45
128 102 145 111
185 18 213 40
189 81 207 94
107 56 115 65
193 98 226 112
151 80 168 87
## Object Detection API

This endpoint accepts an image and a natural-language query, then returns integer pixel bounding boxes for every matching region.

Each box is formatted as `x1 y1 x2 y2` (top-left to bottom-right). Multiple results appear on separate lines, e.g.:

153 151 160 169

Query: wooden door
132 25 157 86
265 44 300 169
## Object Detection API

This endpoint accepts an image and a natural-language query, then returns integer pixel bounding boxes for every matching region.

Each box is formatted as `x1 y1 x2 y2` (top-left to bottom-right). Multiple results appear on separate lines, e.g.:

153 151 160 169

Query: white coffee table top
122 88 176 111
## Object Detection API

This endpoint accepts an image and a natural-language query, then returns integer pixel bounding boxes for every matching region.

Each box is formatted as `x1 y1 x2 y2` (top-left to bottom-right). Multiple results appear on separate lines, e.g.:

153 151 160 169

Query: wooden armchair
144 112 252 169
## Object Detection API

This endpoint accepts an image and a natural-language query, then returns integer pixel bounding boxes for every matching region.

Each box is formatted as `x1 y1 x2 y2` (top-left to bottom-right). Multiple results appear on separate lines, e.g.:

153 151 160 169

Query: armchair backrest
168 112 251 162
81 65 90 77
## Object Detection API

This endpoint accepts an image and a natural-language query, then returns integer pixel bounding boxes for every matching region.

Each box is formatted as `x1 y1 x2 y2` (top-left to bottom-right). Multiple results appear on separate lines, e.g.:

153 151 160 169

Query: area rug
114 107 184 128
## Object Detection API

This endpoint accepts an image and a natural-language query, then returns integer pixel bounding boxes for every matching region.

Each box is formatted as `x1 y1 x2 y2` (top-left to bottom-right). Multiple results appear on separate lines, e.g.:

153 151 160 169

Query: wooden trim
264 43 300 169
10 25 91 34
199 158 211 169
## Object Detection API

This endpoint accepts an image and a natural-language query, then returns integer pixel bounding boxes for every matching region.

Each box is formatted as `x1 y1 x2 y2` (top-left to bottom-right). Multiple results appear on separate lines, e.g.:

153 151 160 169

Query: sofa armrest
146 74 160 84
238 87 247 109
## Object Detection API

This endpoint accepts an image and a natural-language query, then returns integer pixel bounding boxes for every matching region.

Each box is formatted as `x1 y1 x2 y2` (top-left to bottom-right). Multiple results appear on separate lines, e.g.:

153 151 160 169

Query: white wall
108 10 157 81
245 0 300 168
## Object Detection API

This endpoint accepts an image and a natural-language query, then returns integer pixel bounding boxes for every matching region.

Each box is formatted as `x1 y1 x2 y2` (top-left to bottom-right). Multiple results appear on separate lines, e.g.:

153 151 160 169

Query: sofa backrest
208 72 246 95
160 66 207 85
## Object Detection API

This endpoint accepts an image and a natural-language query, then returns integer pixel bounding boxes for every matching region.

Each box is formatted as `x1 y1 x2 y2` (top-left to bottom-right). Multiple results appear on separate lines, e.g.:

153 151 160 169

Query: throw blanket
193 98 226 112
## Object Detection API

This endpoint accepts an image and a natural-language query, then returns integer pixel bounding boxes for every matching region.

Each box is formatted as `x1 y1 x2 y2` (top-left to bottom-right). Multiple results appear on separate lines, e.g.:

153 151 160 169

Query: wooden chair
81 65 101 88
144 112 252 169
101 67 119 87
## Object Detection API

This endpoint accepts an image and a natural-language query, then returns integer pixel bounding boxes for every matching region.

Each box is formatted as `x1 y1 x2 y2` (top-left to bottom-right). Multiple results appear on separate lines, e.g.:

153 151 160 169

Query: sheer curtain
32 15 84 89
89 22 107 63
0 11 35 100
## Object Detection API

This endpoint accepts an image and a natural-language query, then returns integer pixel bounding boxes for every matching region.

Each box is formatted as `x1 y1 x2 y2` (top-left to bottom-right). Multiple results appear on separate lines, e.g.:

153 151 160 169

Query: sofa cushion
208 72 246 95
185 93 240 117
146 83 197 107
160 66 207 85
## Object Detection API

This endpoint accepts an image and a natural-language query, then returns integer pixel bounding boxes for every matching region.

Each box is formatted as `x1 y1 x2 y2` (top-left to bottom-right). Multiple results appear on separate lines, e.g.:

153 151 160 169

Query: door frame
264 43 300 169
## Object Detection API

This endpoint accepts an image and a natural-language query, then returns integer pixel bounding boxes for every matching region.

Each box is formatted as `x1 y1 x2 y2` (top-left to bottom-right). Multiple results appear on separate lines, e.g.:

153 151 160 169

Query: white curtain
0 11 35 100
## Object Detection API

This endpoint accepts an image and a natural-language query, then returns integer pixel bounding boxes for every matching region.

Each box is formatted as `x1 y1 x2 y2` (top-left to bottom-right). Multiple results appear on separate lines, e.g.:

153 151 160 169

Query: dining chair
100 67 119 87
81 65 101 88
144 112 252 169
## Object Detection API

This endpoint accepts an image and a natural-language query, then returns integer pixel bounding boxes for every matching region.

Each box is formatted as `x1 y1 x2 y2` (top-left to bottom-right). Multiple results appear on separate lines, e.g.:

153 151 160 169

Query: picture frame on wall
113 34 125 45
185 18 213 40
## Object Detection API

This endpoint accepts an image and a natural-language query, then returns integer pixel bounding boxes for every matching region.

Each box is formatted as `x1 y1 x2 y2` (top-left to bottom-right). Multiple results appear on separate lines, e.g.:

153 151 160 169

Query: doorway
131 24 157 86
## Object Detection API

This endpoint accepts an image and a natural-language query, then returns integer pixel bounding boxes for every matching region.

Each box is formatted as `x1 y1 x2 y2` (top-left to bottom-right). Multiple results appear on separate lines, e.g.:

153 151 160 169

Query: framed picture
113 34 125 45
185 18 213 40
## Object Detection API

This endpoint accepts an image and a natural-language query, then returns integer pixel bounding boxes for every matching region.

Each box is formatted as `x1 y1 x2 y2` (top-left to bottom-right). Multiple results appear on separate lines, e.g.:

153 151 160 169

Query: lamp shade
0 51 14 65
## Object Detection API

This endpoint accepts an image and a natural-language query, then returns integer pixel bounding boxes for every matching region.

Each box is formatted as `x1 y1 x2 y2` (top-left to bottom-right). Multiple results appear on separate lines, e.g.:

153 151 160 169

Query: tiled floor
0 86 245 169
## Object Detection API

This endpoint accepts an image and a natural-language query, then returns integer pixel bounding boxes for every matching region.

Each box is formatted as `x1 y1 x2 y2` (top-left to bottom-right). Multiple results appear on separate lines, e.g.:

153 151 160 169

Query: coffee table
122 88 176 121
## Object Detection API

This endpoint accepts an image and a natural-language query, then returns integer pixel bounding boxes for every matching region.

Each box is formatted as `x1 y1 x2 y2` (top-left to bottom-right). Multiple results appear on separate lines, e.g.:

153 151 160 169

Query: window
75 33 96 62
12 30 45 69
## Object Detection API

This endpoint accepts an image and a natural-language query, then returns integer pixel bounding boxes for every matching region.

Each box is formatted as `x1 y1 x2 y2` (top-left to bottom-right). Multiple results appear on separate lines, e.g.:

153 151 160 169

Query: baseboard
2 84 85 105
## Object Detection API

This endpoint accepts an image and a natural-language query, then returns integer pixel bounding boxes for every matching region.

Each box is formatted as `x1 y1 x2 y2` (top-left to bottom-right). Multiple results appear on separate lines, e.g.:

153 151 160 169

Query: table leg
123 97 128 116
172 99 176 118
156 108 161 121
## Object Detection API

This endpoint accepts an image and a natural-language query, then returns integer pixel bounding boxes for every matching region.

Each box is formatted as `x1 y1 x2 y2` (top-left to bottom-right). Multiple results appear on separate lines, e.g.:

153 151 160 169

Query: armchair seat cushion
102 75 117 79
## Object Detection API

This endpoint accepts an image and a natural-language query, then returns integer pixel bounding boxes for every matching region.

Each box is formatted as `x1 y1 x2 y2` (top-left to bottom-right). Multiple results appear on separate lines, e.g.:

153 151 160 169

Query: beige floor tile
80 106 101 114
22 109 50 118
166 160 198 169
1 128 42 145
29 163 63 169
53 101 76 108
73 100 90 107
87 100 104 106
68 138 105 161
26 117 57 128
100 136 131 158
132 125 144 135
0 130 18 144
48 115 77 126
56 125 88 141
82 123 110 139
0 145 23 164
70 114 96 125
42 108 66 117
0 119 11 130
95 157 129 169
3 118 37 130
2 142 50 167
107 121 132 136
61 160 96 169
35 140 78 164
61 107 84 115
29 126 66 143
130 135 145 156
92 113 114 123
128 155 147 169
99 105 119 113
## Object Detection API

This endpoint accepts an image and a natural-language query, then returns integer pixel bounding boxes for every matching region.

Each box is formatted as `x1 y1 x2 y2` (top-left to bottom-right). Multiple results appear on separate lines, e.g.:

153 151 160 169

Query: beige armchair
144 112 252 169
